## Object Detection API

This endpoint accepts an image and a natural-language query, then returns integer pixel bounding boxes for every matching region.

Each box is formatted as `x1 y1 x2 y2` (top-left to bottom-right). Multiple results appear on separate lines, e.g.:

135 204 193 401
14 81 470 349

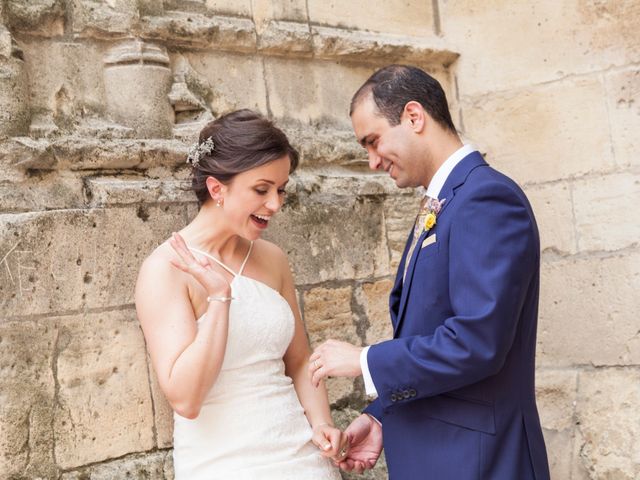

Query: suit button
403 390 410 399
390 394 397 402
409 389 417 397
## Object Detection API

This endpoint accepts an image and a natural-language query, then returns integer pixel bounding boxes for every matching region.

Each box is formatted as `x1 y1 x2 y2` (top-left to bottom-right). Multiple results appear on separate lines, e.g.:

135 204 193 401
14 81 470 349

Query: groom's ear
402 101 426 133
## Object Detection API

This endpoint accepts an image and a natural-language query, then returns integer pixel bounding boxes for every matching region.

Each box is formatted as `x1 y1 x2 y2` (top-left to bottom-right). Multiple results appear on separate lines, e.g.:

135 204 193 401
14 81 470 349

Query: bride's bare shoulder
137 240 179 282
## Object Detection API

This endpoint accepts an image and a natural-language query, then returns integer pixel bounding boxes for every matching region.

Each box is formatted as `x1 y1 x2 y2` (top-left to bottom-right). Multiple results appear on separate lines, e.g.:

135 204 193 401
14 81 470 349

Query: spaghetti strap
188 247 238 277
238 241 253 276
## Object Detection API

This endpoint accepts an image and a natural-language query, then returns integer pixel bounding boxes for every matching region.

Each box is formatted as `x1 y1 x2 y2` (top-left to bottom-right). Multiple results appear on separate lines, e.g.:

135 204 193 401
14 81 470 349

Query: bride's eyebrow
255 179 289 187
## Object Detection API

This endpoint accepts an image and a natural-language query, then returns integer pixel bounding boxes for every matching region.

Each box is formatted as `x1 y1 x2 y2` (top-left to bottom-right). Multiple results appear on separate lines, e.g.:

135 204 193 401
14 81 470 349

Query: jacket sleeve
368 181 538 411
364 397 383 423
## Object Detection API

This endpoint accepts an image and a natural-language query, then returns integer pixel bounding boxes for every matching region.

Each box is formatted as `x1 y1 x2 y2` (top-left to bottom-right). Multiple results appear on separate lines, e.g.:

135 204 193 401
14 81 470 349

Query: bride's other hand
311 424 349 460
168 232 231 296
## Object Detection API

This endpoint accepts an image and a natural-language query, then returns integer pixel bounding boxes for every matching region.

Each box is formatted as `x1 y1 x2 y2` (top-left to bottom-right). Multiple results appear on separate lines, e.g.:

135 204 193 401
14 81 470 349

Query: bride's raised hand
168 232 231 296
311 423 349 461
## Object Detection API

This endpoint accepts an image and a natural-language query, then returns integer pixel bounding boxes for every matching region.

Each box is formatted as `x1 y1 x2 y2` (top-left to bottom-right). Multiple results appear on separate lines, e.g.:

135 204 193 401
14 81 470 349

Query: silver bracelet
206 295 234 303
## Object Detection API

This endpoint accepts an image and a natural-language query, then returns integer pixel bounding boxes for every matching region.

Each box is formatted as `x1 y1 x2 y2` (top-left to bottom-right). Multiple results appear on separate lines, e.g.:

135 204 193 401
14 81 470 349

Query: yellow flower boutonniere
419 197 446 235
424 212 437 230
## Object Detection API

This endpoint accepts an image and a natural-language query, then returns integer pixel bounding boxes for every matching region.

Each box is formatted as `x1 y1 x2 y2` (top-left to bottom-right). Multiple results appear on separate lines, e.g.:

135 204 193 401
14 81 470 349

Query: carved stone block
104 40 173 138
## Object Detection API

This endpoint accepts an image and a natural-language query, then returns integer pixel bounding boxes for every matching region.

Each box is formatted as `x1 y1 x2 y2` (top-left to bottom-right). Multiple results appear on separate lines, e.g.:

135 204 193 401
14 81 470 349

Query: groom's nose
367 148 382 171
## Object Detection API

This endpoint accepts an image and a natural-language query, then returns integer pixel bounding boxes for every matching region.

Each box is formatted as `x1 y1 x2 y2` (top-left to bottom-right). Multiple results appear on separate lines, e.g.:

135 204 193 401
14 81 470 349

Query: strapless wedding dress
172 243 340 480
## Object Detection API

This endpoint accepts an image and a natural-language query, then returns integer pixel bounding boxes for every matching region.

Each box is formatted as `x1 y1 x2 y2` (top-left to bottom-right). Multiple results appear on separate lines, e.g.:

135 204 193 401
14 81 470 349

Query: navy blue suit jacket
365 152 550 479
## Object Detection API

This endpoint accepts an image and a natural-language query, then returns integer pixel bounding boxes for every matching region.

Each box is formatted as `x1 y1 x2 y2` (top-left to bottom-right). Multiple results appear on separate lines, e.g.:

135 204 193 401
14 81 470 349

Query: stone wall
0 1 637 479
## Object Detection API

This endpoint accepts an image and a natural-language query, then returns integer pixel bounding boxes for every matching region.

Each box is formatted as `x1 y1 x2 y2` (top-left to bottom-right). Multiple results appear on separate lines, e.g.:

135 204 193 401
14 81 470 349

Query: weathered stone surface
574 368 640 479
139 10 256 51
178 51 268 115
573 172 640 252
164 451 175 478
252 0 307 24
257 20 313 56
86 177 194 207
0 171 85 213
0 207 187 318
291 169 399 197
308 0 435 37
312 26 458 66
356 279 394 345
303 286 357 346
138 0 163 17
0 136 188 171
54 310 154 469
61 450 172 479
4 0 64 35
204 0 252 17
20 40 104 127
264 195 390 284
264 58 372 128
571 427 594 480
536 369 578 480
148 358 174 449
443 0 640 95
303 285 360 403
0 321 57 479
1 127 359 172
463 78 615 184
382 190 421 270
524 182 576 254
606 68 640 168
538 252 640 367
325 376 356 406
71 0 140 36
282 122 364 166
536 370 578 432
0 35 29 138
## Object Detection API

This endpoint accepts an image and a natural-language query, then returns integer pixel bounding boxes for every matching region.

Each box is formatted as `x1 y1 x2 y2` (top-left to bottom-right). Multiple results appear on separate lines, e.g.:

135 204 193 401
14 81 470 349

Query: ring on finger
314 360 319 369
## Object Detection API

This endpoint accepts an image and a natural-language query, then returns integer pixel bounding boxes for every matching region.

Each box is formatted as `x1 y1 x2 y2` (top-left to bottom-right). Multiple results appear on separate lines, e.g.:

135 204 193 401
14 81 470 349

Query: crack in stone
51 325 62 478
432 0 441 36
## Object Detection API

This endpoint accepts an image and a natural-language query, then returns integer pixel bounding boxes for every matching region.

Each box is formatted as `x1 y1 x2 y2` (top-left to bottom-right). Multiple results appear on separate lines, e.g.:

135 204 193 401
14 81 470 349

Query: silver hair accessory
186 137 215 167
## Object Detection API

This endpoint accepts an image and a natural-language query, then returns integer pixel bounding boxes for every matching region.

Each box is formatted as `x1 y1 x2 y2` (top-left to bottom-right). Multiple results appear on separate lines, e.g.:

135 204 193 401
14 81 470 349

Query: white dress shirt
360 144 478 397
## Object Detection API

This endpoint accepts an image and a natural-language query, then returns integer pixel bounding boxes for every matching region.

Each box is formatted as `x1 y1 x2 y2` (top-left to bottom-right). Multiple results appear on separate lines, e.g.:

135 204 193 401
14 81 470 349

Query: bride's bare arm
135 233 231 419
278 250 348 459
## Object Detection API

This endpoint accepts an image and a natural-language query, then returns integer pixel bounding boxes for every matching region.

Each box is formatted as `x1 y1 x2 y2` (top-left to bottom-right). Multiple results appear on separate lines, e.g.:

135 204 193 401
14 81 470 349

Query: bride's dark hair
190 109 299 204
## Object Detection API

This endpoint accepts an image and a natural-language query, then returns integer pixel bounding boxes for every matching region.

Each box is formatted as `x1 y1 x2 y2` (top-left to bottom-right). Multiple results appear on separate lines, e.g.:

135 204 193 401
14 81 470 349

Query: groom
310 65 551 479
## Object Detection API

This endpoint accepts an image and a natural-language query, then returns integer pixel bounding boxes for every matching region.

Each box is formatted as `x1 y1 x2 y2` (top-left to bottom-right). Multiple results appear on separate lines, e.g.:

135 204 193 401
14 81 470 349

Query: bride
135 110 346 479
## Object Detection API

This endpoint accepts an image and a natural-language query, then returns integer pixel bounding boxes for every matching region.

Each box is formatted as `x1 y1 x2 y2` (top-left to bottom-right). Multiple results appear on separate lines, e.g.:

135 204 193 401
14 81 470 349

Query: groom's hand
309 339 363 388
338 414 383 473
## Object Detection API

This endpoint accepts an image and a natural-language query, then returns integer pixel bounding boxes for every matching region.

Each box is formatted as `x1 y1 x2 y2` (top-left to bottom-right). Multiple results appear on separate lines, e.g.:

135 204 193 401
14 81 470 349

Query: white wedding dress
172 243 341 480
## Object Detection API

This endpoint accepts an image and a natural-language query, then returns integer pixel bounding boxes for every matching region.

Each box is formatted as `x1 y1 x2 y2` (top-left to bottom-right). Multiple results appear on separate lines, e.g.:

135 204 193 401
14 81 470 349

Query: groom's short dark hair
350 65 457 134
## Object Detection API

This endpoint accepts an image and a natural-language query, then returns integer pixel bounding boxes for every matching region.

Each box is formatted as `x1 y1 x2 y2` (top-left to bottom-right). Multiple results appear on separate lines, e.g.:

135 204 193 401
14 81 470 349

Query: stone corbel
103 39 173 139
168 57 214 140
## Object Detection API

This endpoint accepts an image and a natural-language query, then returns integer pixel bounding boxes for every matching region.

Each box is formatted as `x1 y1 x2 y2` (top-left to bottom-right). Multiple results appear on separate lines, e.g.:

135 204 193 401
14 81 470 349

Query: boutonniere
421 197 446 233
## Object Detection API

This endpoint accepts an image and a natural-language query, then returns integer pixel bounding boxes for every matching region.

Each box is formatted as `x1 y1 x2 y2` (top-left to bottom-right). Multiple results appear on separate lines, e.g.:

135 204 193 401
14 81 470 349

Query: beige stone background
0 1 638 479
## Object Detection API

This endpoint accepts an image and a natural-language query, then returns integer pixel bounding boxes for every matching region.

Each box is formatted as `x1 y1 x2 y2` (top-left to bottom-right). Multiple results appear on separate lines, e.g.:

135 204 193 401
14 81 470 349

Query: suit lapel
393 151 487 336
390 225 414 330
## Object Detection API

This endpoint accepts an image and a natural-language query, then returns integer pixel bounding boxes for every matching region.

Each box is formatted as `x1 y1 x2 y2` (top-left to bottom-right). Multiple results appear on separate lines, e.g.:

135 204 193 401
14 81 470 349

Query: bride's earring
216 199 223 208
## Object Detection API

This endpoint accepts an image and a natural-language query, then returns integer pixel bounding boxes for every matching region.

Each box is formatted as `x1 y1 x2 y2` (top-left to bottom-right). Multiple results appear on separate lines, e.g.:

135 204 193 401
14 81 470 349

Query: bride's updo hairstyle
189 109 299 204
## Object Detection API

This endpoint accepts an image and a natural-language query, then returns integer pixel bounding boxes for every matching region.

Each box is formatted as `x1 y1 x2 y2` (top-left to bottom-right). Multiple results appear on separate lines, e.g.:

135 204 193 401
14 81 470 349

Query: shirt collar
425 144 477 199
